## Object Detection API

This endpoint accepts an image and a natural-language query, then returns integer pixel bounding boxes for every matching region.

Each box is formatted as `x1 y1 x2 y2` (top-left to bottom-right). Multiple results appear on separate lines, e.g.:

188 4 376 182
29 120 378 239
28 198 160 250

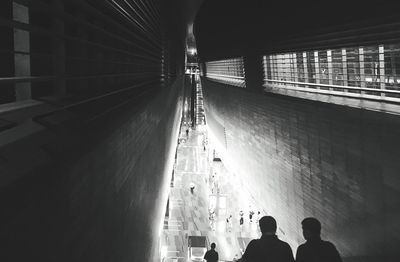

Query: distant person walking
296 217 342 262
239 210 244 230
229 214 233 231
239 216 244 230
249 210 254 223
209 211 216 231
226 217 231 232
186 128 189 137
204 243 219 262
189 182 195 194
237 216 294 262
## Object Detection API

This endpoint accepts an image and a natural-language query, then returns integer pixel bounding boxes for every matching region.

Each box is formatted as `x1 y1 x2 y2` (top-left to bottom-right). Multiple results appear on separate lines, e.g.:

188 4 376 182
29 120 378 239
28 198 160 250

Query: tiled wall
202 77 400 261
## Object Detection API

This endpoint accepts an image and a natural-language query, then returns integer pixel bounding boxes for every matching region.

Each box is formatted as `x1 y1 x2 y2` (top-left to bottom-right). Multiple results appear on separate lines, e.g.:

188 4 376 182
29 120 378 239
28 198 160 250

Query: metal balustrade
0 0 177 105
205 57 246 88
263 43 400 107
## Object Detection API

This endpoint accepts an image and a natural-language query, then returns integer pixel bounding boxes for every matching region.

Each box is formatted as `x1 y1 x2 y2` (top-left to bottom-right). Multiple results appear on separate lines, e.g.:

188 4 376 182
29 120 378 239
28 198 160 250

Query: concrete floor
161 124 264 262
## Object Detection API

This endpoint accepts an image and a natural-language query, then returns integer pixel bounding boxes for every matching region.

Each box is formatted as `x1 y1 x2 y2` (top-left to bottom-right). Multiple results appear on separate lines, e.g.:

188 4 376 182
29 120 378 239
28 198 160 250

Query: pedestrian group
204 216 342 262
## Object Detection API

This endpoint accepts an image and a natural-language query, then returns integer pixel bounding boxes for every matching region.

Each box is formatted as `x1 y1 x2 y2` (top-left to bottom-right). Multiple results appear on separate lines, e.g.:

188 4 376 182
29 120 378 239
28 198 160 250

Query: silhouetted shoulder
243 237 294 262
248 239 258 245
324 240 337 249
296 240 342 262
296 242 308 252
323 241 342 261
243 239 259 254
276 239 292 253
321 240 340 253
297 243 306 248
279 239 292 248
242 239 259 261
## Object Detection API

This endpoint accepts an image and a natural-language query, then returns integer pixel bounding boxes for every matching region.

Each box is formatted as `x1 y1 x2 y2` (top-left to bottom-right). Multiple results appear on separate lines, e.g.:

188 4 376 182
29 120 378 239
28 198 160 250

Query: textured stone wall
202 77 400 262
0 77 184 262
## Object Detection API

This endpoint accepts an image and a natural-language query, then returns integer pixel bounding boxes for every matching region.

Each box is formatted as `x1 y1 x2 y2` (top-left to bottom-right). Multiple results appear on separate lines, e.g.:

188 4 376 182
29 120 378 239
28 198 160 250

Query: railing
206 74 246 88
0 0 171 105
264 79 400 103
33 79 160 128
205 57 246 88
262 43 400 112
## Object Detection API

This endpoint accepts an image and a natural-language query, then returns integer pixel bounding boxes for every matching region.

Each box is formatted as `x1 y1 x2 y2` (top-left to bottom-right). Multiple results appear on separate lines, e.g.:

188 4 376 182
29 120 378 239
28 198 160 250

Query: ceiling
194 0 400 61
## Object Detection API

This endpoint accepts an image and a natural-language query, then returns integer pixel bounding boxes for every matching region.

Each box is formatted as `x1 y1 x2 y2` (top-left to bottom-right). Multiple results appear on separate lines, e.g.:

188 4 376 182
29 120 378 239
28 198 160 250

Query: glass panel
384 43 400 98
332 49 344 86
363 45 380 95
205 57 246 88
267 55 273 80
289 53 297 82
346 47 361 93
306 51 316 85
262 43 400 100
318 50 329 88
296 52 305 82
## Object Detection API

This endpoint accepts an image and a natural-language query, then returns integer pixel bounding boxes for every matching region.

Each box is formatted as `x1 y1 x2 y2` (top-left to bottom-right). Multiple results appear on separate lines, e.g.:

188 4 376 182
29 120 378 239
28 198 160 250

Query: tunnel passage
1 0 400 261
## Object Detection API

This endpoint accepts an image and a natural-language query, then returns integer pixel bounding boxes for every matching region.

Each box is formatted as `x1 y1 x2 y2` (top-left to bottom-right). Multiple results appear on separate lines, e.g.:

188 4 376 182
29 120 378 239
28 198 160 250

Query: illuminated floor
161 126 263 261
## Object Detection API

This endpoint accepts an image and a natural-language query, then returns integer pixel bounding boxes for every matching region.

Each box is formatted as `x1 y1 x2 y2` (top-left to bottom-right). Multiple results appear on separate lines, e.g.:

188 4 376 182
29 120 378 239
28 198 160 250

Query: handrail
207 74 245 80
263 80 400 106
0 73 158 83
204 77 246 89
264 78 400 95
22 0 161 56
0 17 161 61
33 79 159 126
0 76 56 83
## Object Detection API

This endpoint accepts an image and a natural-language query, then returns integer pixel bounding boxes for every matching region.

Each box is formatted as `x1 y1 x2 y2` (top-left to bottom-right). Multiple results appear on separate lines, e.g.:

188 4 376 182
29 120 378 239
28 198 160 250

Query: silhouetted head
211 243 216 249
301 217 321 240
259 216 277 235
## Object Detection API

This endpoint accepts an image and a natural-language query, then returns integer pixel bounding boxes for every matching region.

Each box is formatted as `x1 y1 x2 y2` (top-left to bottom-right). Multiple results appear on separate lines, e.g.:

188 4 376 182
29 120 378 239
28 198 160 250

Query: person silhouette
249 209 254 223
229 215 233 231
189 182 195 194
238 216 294 262
204 242 219 262
296 217 342 262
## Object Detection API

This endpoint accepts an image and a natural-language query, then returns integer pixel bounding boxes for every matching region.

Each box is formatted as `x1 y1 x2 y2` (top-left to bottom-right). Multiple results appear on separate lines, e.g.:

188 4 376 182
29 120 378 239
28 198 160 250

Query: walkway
161 121 263 261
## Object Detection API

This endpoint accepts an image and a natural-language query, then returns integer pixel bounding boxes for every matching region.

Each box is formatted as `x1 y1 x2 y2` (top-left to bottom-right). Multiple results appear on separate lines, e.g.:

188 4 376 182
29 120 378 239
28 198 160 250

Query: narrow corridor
1 1 400 261
161 78 265 262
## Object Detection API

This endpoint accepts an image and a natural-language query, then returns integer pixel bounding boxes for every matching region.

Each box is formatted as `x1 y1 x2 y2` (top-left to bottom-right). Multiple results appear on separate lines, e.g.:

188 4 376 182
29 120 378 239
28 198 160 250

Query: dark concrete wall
0 0 15 103
0 77 184 262
202 77 400 262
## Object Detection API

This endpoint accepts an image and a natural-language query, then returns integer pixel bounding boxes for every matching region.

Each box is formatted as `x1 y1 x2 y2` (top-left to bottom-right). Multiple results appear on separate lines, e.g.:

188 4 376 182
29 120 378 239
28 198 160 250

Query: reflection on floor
161 126 263 262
